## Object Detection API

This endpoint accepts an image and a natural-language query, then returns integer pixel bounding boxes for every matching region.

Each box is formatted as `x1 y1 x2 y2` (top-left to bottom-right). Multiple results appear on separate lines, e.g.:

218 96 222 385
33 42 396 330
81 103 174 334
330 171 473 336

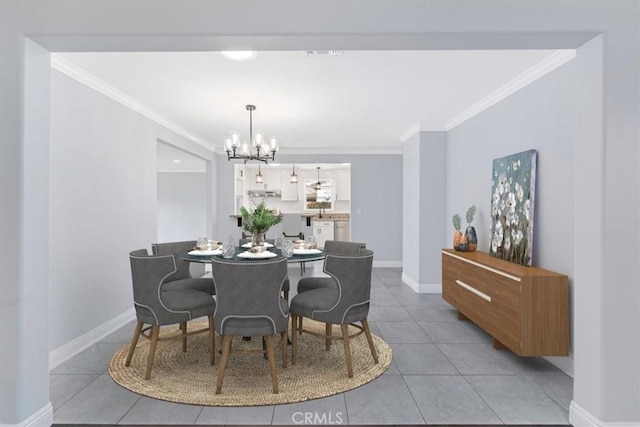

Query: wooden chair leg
361 318 379 364
180 321 187 352
144 325 160 380
265 335 279 394
208 314 215 365
325 323 332 351
298 316 303 334
291 315 298 365
281 329 288 368
341 324 353 378
283 290 289 301
125 321 144 367
215 335 232 394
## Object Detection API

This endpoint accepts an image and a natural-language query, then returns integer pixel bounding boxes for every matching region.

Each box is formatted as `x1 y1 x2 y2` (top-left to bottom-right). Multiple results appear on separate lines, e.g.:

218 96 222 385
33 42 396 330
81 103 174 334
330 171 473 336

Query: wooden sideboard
441 249 569 356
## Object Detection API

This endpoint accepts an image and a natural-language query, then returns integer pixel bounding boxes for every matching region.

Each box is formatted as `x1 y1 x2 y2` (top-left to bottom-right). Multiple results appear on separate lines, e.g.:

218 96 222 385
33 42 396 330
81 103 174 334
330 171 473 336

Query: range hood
247 190 281 198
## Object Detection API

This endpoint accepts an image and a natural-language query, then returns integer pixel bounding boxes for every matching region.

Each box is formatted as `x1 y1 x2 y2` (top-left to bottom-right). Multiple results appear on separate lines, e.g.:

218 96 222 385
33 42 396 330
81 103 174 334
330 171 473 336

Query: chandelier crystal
225 105 278 163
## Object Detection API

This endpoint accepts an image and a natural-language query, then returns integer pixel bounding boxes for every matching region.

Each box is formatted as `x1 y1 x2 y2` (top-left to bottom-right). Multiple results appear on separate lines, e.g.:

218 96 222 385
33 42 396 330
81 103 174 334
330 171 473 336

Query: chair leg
325 323 332 351
283 290 289 301
215 335 232 394
180 321 187 352
125 320 144 367
341 324 353 378
208 314 215 366
145 325 160 380
361 318 379 364
291 315 298 365
280 329 288 368
298 316 303 334
265 335 279 394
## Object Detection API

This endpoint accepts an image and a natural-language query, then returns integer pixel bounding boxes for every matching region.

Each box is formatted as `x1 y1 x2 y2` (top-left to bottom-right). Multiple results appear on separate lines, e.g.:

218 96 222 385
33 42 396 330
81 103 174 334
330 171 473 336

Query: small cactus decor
452 214 463 250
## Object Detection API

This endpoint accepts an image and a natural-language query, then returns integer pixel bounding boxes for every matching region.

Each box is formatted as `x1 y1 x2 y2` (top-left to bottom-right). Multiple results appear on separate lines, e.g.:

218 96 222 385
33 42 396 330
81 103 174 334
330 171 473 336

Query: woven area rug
108 319 392 406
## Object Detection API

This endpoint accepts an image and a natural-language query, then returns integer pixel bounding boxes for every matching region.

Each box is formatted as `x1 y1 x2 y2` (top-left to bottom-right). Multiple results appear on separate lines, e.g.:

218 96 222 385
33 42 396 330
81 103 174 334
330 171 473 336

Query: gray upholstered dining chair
290 249 378 378
238 238 291 301
151 240 215 295
211 256 289 394
127 249 216 380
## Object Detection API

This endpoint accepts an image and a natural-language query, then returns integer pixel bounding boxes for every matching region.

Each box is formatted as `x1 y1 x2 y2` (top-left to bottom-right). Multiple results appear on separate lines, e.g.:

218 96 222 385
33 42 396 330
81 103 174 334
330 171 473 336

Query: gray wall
402 134 421 280
446 59 576 371
1 1 638 425
217 154 403 264
157 172 207 243
48 69 210 352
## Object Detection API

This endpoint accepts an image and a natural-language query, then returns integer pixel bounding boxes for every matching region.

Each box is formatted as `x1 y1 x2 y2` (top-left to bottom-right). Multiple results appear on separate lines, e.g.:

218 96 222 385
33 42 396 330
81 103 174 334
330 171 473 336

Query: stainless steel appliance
334 220 350 241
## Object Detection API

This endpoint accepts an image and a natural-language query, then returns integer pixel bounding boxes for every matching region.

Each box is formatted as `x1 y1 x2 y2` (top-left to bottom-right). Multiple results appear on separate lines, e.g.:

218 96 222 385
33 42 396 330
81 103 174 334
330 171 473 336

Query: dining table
180 244 326 275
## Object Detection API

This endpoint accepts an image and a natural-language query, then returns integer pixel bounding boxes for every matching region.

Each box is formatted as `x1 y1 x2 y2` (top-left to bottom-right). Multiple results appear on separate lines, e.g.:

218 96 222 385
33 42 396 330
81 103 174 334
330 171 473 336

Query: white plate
293 248 322 255
241 242 274 248
188 249 222 256
237 250 278 259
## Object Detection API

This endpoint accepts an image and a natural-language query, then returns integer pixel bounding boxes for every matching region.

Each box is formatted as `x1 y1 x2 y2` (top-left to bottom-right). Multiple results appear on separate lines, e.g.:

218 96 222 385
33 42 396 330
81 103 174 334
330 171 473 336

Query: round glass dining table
180 247 326 275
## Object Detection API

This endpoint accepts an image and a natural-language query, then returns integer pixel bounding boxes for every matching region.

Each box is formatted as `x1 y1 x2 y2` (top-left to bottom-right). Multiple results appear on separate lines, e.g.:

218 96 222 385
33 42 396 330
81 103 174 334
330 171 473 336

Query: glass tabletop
180 247 326 264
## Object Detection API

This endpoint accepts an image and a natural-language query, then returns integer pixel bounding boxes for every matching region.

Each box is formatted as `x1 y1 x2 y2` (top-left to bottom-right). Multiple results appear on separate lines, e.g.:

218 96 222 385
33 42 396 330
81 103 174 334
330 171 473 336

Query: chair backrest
322 249 374 324
324 240 366 255
211 256 288 336
129 249 190 325
151 240 196 280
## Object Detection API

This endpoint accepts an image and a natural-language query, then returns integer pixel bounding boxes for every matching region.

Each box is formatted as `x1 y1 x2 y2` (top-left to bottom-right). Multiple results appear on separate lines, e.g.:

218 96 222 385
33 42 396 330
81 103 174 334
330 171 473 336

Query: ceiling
57 49 565 154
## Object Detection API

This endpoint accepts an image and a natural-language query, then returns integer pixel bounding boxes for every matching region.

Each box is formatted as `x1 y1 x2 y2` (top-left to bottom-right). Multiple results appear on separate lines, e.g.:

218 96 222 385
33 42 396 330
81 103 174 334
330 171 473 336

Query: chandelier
224 104 278 163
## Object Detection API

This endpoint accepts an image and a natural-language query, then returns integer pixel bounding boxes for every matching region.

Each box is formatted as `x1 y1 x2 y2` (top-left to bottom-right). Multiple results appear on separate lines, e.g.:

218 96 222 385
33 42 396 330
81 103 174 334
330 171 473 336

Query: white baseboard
49 307 136 370
570 401 640 427
544 355 574 377
401 273 442 294
1 402 53 427
373 260 402 268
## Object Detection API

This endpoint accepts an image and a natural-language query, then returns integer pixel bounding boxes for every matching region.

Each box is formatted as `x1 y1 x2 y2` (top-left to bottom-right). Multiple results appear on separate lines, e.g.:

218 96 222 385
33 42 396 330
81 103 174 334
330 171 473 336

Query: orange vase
459 234 469 252
453 230 463 250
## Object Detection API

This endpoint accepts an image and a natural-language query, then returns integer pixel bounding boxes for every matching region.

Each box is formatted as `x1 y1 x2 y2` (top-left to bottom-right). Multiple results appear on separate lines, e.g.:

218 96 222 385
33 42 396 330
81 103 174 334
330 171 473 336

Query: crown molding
445 49 576 130
398 123 448 143
276 147 403 155
50 54 214 151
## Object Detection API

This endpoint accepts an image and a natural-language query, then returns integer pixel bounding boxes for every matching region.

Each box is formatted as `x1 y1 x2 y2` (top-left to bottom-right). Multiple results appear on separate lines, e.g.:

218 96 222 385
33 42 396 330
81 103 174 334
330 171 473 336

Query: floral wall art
489 149 537 266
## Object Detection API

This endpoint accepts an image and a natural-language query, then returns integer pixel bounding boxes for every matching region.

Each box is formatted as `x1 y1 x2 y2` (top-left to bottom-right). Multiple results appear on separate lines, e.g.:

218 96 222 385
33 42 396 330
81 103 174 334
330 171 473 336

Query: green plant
240 201 282 235
466 205 477 225
452 214 462 231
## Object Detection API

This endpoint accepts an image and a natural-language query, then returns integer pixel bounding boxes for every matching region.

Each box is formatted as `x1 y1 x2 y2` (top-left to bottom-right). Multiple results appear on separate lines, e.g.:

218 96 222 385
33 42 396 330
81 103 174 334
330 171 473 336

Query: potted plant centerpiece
240 201 282 246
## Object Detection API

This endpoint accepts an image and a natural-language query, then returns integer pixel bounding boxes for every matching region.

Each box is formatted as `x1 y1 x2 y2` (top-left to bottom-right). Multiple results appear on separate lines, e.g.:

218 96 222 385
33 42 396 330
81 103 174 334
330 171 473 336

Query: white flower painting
489 150 537 266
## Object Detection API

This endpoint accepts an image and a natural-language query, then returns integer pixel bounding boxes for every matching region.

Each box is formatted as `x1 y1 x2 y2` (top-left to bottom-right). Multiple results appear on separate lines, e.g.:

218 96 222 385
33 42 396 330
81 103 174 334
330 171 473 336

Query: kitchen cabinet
280 171 299 201
335 170 351 201
313 221 334 249
248 168 281 191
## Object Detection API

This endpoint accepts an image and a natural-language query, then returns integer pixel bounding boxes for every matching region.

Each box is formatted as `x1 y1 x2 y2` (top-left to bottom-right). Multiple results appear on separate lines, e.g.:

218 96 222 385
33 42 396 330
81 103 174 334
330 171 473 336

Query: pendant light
255 164 263 184
315 166 322 190
290 164 298 183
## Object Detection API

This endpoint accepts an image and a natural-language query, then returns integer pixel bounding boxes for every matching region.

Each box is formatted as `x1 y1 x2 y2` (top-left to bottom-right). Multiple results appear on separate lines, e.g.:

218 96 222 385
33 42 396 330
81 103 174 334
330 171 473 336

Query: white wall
157 172 207 243
446 59 577 372
48 69 210 352
402 134 421 280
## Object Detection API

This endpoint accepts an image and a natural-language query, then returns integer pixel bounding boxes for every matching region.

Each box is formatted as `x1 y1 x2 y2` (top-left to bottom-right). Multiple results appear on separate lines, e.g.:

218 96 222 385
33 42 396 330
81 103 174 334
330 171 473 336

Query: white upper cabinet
280 171 299 201
264 168 281 191
336 169 351 201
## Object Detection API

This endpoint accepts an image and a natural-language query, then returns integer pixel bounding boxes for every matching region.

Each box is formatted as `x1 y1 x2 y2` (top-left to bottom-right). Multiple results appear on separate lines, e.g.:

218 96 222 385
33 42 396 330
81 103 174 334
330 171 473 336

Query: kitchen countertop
301 213 350 221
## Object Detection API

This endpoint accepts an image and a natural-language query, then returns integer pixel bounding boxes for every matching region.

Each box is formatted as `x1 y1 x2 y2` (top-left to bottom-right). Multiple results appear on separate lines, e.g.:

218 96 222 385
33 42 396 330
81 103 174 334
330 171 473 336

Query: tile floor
51 266 572 425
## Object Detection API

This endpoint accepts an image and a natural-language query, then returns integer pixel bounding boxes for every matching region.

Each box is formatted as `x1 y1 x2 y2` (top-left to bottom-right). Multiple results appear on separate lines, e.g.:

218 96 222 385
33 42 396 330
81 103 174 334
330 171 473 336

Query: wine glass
306 235 317 249
274 235 285 249
281 240 294 258
222 235 235 259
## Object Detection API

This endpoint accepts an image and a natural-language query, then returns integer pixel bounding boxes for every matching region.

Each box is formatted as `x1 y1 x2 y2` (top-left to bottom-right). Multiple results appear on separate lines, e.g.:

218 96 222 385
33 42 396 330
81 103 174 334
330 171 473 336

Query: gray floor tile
466 375 569 424
365 320 381 337
272 394 347 425
390 343 458 375
102 321 138 344
521 372 573 412
368 306 414 322
51 342 125 375
370 293 402 307
405 305 458 322
438 343 522 375
53 374 140 424
404 375 502 424
345 375 424 424
376 321 432 344
196 405 275 425
381 359 401 376
393 290 445 306
50 374 99 411
418 321 491 344
118 396 203 424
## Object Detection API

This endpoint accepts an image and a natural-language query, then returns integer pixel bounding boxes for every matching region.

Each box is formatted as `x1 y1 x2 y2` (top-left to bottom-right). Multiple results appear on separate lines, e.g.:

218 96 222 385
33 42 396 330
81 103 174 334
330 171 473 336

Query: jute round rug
108 319 392 406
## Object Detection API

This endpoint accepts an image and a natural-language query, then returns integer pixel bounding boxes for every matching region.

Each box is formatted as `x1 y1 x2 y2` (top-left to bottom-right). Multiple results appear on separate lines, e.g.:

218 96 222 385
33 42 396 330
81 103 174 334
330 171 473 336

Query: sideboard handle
455 279 492 303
